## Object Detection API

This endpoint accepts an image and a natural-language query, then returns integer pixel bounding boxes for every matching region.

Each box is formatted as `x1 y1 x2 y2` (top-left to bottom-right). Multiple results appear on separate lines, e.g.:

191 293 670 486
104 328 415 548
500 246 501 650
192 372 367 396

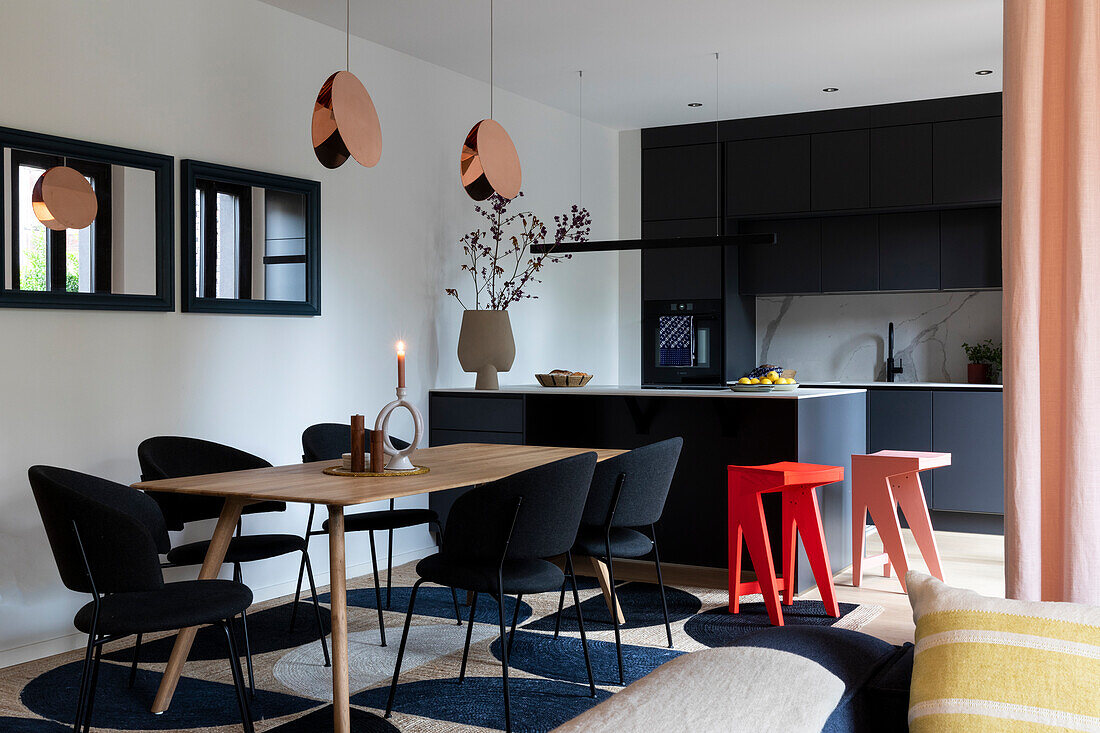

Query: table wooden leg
328 505 350 733
152 497 246 713
589 556 626 625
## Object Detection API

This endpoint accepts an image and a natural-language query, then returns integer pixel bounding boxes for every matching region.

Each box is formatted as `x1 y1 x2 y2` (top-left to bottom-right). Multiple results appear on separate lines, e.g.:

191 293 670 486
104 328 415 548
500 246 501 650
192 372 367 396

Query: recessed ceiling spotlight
688 102 703 107
975 69 994 76
822 87 839 93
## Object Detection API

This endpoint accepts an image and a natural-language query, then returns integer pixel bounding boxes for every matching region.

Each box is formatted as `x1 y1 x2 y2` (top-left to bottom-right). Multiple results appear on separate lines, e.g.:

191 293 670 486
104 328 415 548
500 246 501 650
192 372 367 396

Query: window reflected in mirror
182 160 319 315
1 127 173 310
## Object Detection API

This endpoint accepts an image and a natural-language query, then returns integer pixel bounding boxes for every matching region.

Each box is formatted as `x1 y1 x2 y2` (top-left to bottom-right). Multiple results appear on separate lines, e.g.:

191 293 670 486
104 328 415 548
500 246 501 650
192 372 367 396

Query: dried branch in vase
445 191 591 311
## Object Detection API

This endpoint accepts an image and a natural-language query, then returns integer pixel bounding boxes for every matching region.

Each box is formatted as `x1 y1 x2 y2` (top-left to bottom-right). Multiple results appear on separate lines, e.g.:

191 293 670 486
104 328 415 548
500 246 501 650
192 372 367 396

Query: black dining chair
137 436 329 695
385 452 599 733
29 465 254 733
296 422 459 646
553 437 683 685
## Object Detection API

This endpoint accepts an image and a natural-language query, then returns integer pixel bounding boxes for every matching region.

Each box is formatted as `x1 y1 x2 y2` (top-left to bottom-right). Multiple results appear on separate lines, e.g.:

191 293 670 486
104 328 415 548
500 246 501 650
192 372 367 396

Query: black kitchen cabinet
868 389 933 503
642 143 718 221
739 218 821 294
641 217 721 239
821 216 878 291
870 124 933 208
933 117 1002 204
811 129 871 211
931 391 1004 514
940 207 1002 289
879 212 940 291
642 244 724 301
726 135 811 216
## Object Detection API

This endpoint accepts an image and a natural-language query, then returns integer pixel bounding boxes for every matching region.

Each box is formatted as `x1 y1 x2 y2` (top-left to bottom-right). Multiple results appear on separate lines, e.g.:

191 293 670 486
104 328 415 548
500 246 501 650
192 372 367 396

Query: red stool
727 462 844 626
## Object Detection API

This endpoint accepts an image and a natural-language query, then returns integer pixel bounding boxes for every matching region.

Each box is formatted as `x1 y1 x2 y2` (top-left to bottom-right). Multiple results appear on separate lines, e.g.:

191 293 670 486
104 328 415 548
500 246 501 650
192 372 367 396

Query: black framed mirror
181 160 320 315
0 126 173 310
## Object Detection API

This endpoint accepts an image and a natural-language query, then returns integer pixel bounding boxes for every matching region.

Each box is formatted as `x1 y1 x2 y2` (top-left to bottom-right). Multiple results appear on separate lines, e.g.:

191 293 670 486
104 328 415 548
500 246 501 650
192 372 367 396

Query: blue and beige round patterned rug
0 562 880 732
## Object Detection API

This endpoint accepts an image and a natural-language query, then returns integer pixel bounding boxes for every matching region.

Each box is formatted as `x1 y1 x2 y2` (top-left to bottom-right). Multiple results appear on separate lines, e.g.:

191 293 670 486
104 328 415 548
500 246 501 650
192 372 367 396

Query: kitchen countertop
431 385 865 400
800 381 1002 391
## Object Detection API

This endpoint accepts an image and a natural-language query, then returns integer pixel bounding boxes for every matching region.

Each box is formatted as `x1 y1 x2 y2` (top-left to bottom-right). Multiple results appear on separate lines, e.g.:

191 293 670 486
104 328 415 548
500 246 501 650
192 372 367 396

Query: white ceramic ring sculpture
374 387 423 471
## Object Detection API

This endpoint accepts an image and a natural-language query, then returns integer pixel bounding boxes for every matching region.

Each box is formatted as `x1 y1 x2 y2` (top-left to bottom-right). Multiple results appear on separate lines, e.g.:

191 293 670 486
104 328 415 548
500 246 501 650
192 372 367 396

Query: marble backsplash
756 291 1003 383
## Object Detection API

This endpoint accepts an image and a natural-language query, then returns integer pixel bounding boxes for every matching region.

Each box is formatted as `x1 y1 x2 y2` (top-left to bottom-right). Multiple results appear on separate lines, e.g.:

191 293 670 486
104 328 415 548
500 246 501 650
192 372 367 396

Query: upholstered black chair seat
417 554 564 595
166 534 307 566
75 580 252 635
573 526 653 558
322 508 438 534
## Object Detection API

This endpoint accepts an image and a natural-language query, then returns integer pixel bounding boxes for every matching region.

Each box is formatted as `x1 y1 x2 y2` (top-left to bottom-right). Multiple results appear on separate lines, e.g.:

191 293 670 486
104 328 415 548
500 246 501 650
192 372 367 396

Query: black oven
642 299 724 387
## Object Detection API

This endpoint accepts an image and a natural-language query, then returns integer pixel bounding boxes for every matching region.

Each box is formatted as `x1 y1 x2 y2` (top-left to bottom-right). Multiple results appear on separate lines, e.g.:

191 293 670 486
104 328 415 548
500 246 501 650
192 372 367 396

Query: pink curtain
1004 0 1100 603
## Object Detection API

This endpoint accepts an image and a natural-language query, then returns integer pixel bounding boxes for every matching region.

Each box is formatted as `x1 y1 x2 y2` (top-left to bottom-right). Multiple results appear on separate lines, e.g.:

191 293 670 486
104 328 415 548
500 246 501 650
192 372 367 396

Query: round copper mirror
32 166 97 230
460 118 521 201
312 70 382 169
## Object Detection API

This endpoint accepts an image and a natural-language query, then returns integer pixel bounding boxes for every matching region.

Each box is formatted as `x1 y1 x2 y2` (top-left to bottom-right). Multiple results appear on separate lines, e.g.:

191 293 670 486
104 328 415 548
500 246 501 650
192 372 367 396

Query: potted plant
445 192 590 389
962 339 1002 384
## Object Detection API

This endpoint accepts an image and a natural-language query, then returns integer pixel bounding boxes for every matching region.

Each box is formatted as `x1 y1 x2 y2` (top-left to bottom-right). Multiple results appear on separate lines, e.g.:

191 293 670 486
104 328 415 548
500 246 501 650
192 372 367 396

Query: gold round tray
323 464 430 478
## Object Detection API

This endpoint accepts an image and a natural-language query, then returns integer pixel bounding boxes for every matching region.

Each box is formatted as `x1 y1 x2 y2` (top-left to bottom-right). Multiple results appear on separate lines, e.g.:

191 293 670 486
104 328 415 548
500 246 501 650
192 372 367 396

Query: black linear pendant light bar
530 232 776 254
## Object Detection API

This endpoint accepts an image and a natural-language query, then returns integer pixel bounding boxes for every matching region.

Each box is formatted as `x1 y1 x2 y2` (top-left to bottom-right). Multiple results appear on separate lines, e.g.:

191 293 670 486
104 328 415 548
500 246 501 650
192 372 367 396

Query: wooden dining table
132 442 624 733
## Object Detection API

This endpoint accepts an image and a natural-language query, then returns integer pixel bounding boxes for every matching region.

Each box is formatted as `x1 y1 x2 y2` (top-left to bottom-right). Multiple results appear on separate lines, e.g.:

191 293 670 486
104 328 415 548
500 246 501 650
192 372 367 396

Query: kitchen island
428 385 866 592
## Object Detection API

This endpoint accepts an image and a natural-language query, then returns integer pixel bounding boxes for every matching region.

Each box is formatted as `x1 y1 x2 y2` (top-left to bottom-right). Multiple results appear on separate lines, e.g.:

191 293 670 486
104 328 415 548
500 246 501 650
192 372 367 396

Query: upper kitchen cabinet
726 135 811 216
641 143 718 221
940 207 1002 289
933 117 1002 204
738 218 821 295
879 211 940 291
642 244 724 301
870 124 933 208
820 215 878 292
811 129 870 211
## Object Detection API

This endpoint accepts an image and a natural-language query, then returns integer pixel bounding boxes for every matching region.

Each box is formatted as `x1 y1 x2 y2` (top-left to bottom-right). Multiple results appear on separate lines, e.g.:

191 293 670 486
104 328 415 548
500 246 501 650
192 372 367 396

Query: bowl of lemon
730 369 799 393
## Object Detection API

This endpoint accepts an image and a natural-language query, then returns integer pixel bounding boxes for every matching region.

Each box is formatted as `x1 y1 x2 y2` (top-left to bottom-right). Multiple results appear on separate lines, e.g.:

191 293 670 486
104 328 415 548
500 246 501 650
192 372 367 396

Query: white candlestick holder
374 386 423 471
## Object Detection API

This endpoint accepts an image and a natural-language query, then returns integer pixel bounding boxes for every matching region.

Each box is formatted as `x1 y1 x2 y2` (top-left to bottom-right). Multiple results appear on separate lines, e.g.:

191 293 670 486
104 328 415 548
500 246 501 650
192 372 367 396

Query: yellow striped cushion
907 572 1100 732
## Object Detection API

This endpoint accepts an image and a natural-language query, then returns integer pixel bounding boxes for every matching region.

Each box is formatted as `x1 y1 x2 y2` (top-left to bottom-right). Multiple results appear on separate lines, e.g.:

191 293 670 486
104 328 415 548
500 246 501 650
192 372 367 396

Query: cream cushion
907 571 1100 732
552 645 845 733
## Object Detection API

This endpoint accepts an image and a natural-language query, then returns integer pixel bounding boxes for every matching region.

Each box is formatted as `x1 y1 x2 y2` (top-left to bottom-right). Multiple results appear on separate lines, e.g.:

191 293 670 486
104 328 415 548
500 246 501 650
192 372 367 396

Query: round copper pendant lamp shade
461 118 521 201
311 70 382 169
32 166 97 230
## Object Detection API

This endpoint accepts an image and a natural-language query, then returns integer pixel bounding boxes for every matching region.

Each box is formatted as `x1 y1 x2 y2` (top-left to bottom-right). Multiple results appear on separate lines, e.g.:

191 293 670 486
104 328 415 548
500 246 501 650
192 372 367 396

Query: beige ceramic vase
457 309 516 390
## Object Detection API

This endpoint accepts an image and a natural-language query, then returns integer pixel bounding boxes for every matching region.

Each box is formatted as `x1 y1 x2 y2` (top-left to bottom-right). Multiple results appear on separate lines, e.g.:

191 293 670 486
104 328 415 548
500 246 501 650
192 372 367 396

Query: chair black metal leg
368 530 387 647
450 586 462 625
458 591 479 683
303 551 330 666
495 592 513 733
566 554 597 697
288 549 308 633
222 620 255 733
234 564 256 698
128 633 142 688
553 575 567 639
81 641 102 733
386 526 394 609
73 633 95 733
385 578 424 718
651 525 674 649
605 545 625 686
507 594 523 655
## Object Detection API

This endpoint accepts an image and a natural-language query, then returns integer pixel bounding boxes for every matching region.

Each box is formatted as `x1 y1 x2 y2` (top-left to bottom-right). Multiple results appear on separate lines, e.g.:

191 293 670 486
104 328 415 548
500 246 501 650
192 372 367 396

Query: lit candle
396 341 406 388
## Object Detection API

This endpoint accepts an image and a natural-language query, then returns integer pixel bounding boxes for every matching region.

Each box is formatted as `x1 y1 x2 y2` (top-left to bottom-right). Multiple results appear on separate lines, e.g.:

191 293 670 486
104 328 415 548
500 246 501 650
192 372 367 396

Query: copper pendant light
460 0 521 201
32 166 97 230
311 0 382 169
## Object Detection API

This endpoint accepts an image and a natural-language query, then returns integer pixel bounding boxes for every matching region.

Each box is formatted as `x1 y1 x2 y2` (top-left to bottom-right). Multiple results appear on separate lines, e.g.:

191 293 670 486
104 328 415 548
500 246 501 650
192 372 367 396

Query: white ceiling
259 0 1003 130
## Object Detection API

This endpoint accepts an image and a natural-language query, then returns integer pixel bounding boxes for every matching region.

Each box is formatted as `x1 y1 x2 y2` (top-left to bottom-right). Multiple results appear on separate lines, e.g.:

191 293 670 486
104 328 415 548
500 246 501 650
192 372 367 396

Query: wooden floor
798 529 1005 645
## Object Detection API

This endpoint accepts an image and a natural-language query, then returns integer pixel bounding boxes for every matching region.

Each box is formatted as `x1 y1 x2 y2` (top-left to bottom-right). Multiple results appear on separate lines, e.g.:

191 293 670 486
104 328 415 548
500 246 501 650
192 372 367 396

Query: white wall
617 129 642 384
0 0 618 667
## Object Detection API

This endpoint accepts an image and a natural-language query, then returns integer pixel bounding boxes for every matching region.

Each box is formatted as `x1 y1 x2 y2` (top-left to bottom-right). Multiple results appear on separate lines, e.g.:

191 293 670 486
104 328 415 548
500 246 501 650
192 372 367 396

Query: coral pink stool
727 462 844 626
852 450 950 592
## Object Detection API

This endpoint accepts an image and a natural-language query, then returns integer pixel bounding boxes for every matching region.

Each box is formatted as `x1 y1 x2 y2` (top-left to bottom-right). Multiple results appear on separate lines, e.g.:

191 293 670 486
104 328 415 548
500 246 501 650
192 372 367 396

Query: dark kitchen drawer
931 391 1004 514
429 394 524 433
